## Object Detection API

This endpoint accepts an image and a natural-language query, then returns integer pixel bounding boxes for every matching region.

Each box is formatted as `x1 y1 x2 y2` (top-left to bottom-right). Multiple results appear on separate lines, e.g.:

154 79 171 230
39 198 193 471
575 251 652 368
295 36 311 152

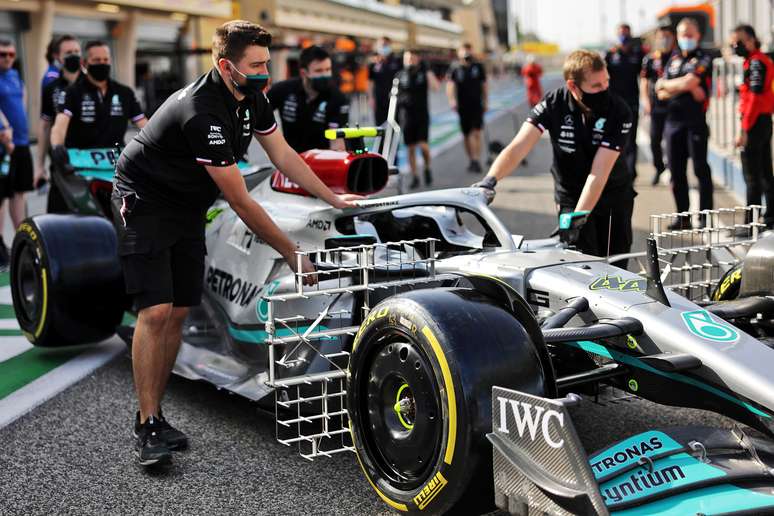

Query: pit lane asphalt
0 86 749 516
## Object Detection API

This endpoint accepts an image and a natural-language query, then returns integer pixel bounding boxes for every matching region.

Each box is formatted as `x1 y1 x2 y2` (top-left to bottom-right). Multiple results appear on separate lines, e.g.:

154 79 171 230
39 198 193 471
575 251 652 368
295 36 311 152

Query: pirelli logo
413 472 447 510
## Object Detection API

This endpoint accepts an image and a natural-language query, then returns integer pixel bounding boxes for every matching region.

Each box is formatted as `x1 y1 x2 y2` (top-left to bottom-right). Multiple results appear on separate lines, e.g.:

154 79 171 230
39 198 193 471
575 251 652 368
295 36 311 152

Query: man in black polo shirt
605 23 644 179
368 37 402 126
447 42 488 173
50 40 146 172
112 20 361 466
473 50 634 259
267 45 348 152
36 34 81 211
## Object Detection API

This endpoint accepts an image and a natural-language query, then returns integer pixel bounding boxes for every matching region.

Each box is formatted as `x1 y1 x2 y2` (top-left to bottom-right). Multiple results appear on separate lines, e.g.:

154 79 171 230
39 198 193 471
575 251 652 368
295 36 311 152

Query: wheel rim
14 242 41 326
359 330 443 490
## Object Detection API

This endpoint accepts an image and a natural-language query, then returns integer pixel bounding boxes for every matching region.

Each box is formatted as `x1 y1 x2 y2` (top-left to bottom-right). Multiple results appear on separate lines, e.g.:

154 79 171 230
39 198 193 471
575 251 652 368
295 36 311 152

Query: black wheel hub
14 242 41 326
361 332 442 489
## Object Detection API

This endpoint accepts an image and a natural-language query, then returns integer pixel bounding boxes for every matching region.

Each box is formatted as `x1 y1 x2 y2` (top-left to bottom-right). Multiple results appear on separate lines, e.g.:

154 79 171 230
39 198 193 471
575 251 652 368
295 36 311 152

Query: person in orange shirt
521 55 543 107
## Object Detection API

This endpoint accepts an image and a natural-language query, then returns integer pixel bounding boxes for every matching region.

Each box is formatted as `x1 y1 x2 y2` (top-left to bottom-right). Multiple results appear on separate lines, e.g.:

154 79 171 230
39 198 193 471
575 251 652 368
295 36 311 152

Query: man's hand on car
285 252 318 286
329 193 365 209
471 175 497 204
51 144 74 175
557 211 590 248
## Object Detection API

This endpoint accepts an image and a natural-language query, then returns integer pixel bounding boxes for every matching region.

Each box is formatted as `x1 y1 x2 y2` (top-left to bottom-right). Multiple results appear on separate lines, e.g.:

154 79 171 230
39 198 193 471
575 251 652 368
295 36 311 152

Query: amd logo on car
206 266 260 307
496 397 565 449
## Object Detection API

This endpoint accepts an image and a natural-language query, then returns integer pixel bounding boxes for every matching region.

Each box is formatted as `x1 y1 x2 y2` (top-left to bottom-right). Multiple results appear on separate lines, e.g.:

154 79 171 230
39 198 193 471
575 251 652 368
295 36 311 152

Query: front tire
348 288 548 514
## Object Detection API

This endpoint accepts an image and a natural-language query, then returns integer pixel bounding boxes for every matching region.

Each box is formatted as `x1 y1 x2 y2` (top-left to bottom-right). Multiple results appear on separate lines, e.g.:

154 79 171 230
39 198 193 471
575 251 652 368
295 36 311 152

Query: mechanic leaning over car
266 45 348 153
473 50 635 260
730 24 774 229
49 40 147 212
655 17 713 229
111 20 362 467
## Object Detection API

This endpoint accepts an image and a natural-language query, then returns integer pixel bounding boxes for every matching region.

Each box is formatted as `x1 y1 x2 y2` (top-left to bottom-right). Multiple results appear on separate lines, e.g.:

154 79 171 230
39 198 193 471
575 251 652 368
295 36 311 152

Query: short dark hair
85 40 108 53
0 38 13 48
460 42 472 50
56 34 78 55
734 23 761 48
299 45 330 69
212 20 272 63
657 24 675 35
619 23 631 31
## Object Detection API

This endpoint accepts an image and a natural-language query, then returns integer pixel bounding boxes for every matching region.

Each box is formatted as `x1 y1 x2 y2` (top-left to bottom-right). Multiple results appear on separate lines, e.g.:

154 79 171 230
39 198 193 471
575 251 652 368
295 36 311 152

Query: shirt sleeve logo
208 125 225 145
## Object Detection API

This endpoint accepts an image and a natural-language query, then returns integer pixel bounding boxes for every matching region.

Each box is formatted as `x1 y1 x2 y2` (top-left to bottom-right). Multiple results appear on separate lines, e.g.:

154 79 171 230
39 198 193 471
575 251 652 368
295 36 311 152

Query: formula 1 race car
10 123 774 515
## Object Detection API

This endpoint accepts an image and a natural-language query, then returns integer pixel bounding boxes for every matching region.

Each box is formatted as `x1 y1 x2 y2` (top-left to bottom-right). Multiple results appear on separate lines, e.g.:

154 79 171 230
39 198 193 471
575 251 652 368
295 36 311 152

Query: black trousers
623 105 639 179
650 108 668 174
741 114 774 226
665 121 713 212
560 197 634 260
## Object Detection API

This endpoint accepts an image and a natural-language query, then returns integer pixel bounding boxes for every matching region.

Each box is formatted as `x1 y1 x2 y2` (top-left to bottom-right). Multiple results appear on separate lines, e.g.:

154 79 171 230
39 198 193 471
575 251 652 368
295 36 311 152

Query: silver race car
10 121 774 515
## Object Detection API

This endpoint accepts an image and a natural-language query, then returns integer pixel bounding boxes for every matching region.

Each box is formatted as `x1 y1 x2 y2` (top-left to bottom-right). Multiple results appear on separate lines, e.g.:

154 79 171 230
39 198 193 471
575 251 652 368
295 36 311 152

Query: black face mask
463 54 473 63
579 88 610 113
229 61 269 97
63 54 82 73
310 75 332 94
733 42 749 58
87 63 110 82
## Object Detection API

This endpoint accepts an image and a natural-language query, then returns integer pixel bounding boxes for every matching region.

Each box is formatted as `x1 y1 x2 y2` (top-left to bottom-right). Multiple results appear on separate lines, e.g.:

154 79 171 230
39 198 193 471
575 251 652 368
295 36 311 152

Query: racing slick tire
347 287 549 514
711 262 743 301
10 215 126 347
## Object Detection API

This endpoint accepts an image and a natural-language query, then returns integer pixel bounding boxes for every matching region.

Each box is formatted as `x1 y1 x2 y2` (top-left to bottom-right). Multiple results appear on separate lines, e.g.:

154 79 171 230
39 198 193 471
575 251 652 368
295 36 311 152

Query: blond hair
563 50 606 85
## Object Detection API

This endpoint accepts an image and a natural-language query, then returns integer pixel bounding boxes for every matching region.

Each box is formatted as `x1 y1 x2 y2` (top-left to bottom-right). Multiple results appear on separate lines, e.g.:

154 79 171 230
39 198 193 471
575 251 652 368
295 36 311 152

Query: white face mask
678 37 698 52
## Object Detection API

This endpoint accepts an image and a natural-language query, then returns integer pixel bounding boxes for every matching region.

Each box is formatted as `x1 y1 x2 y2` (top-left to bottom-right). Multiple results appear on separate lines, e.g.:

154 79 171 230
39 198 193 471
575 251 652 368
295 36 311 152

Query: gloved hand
51 145 74 175
471 175 497 204
557 210 590 248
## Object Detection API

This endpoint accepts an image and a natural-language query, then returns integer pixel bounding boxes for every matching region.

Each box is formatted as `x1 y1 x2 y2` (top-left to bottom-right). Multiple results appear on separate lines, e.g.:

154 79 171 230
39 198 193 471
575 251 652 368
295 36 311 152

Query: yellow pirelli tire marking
33 267 48 339
421 325 457 465
350 422 409 512
413 471 448 510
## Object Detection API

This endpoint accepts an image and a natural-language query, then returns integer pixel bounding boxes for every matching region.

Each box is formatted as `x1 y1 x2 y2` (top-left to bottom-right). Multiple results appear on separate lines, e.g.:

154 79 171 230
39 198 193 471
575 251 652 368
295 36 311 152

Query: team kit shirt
449 61 487 112
115 69 277 219
526 87 633 208
664 49 712 125
267 77 349 153
368 56 403 104
59 75 144 148
641 51 672 112
396 64 430 119
0 67 29 145
40 75 71 122
605 46 645 106
738 49 774 131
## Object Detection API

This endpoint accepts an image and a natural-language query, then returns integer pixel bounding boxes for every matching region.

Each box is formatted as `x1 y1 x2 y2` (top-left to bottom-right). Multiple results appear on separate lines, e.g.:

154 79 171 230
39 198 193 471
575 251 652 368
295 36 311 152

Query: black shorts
399 110 429 145
458 108 483 135
0 145 34 198
111 196 206 311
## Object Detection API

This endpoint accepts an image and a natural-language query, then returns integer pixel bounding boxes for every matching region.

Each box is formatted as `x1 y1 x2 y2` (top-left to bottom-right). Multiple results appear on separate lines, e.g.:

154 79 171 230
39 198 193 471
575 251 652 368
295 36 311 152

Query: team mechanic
50 40 147 212
267 45 348 153
111 21 361 466
473 50 635 261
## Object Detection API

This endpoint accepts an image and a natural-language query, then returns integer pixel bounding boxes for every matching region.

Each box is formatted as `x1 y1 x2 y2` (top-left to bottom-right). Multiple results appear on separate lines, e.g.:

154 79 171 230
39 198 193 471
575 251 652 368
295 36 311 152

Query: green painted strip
0 347 82 400
0 272 8 288
569 340 772 419
0 304 15 319
0 329 22 337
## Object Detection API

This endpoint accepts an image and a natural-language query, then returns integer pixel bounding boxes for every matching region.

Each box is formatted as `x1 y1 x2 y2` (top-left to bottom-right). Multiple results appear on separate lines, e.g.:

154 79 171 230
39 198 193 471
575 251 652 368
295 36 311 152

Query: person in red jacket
731 24 774 228
521 55 543 107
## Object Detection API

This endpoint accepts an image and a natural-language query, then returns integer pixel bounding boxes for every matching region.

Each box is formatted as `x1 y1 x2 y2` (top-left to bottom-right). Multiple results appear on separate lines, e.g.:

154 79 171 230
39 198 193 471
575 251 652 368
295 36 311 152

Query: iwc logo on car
681 309 739 343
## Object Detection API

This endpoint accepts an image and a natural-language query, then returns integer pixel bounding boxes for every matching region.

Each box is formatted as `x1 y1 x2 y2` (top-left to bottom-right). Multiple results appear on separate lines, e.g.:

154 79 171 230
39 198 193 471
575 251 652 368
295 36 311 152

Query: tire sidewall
10 220 51 343
348 298 474 514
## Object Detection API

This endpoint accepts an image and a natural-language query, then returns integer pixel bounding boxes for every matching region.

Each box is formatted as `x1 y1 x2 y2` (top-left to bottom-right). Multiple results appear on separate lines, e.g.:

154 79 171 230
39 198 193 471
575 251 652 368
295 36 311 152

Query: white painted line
0 336 33 363
0 319 20 330
0 286 11 305
0 338 125 429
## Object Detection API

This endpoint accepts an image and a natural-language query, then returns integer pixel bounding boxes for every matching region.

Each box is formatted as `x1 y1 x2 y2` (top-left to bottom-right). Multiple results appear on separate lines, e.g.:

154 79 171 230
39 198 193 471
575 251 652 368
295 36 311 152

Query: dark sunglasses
0 51 15 58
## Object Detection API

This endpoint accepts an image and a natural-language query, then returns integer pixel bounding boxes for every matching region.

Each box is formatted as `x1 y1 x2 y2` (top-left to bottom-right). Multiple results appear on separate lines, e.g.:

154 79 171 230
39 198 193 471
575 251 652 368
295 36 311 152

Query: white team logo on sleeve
208 125 225 145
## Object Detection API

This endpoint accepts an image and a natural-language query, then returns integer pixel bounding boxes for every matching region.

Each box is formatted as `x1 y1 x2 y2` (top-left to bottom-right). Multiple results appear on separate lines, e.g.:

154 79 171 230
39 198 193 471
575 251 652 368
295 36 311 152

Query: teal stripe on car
611 483 774 515
228 325 330 344
568 340 771 419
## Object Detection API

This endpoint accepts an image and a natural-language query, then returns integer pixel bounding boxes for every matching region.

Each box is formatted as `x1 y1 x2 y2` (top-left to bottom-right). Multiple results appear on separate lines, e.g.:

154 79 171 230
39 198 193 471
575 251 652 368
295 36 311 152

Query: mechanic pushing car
656 17 714 228
474 50 634 260
111 20 362 467
49 40 147 212
266 45 348 153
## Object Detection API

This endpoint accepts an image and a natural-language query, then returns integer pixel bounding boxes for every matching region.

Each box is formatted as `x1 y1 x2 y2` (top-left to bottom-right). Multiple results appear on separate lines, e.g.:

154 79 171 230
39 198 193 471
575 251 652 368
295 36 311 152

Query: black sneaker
409 175 420 189
424 168 433 185
134 410 188 451
667 216 692 231
467 160 482 174
651 169 664 186
135 415 172 466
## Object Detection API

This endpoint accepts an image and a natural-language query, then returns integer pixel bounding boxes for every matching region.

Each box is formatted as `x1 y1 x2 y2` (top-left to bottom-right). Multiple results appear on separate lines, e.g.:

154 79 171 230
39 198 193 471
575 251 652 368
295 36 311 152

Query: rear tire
10 215 126 347
348 287 548 514
711 262 743 301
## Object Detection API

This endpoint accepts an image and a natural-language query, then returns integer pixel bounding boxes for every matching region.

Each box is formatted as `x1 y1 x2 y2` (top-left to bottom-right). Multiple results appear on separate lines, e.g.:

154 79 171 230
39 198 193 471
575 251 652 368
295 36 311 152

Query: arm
573 148 621 212
656 73 700 99
427 70 441 92
257 129 361 208
50 113 71 146
205 164 316 284
35 118 52 182
485 122 542 181
0 109 12 150
134 117 147 129
640 77 652 115
741 58 767 134
446 78 457 110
